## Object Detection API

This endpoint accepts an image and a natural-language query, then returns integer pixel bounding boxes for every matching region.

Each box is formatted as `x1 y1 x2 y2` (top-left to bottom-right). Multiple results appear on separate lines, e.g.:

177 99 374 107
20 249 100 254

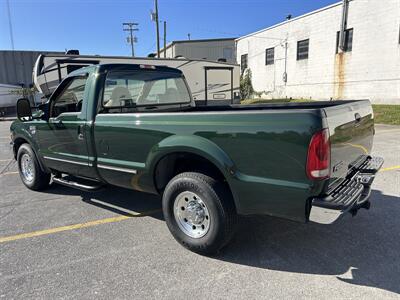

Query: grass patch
372 105 400 125
241 99 400 125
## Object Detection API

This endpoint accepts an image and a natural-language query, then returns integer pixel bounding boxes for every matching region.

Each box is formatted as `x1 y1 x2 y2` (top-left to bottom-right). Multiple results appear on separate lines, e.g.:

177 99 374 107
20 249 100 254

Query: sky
1 0 339 57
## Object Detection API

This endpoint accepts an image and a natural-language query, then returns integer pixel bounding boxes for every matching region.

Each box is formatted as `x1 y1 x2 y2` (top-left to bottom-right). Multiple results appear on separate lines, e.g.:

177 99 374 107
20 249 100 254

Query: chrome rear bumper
309 156 383 224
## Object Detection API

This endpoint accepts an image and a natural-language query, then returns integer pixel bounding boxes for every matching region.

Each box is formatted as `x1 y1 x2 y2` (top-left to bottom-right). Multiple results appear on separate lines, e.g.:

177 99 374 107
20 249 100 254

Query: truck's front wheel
17 144 51 191
162 172 237 255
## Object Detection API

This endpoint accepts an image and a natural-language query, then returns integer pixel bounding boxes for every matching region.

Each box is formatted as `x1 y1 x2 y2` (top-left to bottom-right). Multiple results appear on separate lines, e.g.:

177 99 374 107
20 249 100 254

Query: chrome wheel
173 191 210 238
20 153 34 182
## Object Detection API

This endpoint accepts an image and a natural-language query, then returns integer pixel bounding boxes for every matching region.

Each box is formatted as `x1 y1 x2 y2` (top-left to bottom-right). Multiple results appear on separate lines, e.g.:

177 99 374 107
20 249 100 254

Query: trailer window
66 64 89 74
102 70 191 111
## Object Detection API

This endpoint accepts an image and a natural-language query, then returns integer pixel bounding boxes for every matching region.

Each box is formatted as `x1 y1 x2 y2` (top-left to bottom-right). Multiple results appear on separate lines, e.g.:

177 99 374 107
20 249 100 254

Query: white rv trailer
0 84 42 116
33 54 240 105
0 84 21 107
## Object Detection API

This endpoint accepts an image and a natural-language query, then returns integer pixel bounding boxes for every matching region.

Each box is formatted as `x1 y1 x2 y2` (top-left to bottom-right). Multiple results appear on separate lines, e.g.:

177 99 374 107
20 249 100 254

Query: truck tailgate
324 100 374 190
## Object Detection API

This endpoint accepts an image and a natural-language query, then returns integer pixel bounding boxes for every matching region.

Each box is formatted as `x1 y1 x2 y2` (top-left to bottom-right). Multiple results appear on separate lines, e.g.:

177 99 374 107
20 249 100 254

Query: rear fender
146 135 240 206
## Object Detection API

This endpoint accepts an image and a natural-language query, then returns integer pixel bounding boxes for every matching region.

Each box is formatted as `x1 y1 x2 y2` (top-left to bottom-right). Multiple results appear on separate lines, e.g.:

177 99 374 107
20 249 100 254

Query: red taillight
306 129 331 180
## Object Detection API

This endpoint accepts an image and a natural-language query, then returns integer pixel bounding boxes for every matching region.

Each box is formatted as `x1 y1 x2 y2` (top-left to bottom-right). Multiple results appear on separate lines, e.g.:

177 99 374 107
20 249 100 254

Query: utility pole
339 0 349 52
123 22 139 57
153 0 160 58
163 21 167 58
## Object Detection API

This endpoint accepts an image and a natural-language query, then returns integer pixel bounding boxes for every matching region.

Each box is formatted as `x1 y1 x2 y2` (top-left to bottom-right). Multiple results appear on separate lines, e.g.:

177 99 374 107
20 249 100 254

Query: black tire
162 172 237 255
17 143 51 191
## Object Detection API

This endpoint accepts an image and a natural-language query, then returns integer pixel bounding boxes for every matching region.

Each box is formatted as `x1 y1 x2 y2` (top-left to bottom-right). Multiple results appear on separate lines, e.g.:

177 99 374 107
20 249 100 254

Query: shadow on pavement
39 185 399 294
217 190 400 294
43 183 164 220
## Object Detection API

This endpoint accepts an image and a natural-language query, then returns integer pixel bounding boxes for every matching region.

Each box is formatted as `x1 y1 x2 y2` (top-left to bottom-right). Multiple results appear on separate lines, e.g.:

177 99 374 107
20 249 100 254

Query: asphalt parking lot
0 120 399 299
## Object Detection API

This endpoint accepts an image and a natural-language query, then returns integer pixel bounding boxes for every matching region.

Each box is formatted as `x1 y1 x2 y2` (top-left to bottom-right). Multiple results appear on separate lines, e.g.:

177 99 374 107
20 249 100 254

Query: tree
9 86 37 106
240 68 254 100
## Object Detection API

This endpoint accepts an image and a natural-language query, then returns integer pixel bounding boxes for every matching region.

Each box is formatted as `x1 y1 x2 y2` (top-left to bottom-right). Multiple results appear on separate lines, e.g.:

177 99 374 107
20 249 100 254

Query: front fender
11 121 50 173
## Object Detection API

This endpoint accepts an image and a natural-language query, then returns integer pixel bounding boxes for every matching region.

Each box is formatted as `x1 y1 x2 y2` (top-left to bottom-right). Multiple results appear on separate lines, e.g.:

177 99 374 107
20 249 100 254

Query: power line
6 0 14 50
123 22 139 57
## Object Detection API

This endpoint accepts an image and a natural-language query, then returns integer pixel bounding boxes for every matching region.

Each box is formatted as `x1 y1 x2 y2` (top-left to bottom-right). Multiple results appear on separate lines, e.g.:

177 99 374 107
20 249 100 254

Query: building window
265 48 275 65
241 54 248 72
297 39 309 60
336 28 353 52
223 48 233 60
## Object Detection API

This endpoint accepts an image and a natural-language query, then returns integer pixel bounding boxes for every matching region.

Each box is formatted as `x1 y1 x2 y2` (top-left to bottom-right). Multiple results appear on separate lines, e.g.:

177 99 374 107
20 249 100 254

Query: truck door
37 74 91 176
204 67 234 105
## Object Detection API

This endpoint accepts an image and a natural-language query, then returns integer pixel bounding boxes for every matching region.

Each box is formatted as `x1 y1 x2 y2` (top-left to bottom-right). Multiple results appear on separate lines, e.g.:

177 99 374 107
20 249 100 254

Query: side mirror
16 98 32 121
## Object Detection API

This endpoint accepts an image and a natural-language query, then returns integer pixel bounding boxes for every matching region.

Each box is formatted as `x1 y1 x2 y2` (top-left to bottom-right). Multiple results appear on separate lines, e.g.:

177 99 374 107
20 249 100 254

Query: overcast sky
0 0 338 57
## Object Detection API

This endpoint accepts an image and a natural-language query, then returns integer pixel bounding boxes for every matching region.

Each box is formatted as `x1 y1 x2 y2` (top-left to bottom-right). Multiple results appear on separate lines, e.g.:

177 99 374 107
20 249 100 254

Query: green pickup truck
11 63 383 254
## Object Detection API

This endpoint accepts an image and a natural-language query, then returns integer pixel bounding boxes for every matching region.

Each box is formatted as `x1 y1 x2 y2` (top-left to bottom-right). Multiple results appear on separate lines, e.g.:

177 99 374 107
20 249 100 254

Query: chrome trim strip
97 164 137 174
43 156 90 166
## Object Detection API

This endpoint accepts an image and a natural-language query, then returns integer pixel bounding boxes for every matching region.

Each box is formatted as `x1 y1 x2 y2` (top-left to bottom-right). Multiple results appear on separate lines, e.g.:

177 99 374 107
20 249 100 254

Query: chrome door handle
49 118 64 128
78 124 84 140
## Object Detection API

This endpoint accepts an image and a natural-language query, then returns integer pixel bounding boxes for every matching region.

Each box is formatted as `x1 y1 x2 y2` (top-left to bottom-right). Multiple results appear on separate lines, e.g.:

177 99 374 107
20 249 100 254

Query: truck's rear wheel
17 144 51 191
162 172 237 255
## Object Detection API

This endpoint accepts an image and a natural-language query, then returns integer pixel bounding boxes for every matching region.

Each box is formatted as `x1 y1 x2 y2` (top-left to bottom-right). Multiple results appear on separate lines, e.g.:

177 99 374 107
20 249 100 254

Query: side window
265 47 275 65
240 54 248 72
52 76 87 118
101 70 191 113
297 39 309 60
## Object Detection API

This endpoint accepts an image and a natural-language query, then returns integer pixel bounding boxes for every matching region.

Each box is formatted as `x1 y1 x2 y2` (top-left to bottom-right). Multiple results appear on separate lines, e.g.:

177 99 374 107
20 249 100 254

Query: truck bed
190 99 374 192
188 100 360 111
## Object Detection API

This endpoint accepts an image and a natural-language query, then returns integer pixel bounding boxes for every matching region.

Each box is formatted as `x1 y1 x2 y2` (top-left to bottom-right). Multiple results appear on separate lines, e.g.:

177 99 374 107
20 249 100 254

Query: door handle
355 113 361 123
49 118 64 128
77 124 84 140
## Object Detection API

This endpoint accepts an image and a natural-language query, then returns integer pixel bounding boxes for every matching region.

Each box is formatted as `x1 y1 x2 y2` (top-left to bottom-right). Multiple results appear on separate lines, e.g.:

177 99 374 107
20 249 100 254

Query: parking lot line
375 129 400 135
381 165 400 172
342 142 369 154
0 171 19 177
0 209 161 244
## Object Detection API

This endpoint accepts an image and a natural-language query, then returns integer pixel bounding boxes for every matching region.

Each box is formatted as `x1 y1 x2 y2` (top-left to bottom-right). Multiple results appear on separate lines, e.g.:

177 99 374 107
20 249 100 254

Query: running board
52 176 103 191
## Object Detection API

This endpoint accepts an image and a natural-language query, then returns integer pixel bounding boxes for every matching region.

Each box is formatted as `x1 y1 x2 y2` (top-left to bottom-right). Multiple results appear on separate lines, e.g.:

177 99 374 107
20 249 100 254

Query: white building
236 0 400 104
158 38 237 63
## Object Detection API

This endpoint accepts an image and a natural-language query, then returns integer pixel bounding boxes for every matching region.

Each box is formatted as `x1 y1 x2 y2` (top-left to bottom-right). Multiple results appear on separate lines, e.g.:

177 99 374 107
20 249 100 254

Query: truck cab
18 64 194 180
